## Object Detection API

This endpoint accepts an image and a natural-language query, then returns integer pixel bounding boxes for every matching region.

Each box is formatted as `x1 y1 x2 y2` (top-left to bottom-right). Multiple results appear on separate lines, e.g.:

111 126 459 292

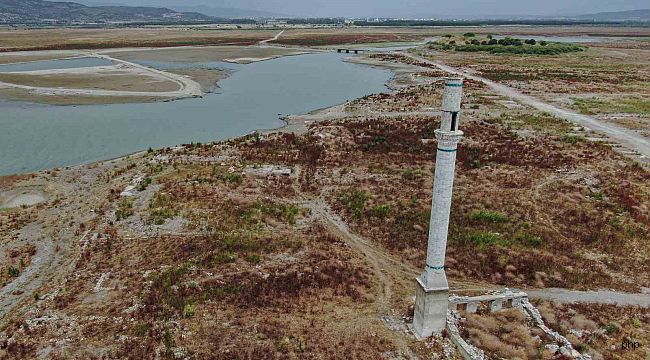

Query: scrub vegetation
431 36 586 55
1 25 649 359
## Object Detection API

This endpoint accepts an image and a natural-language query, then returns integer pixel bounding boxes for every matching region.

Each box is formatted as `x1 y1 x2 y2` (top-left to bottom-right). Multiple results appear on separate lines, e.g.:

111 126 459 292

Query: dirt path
93 53 202 97
401 52 650 160
259 30 285 45
301 198 419 359
0 168 106 324
528 288 650 307
289 165 418 358
0 222 90 323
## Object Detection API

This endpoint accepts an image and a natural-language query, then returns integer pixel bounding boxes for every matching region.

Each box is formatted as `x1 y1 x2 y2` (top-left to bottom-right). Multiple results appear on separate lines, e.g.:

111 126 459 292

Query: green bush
245 254 262 264
136 177 152 191
436 38 585 55
469 231 509 249
369 204 392 218
562 134 586 144
340 190 372 218
257 202 301 225
202 284 244 299
212 252 238 265
183 303 195 318
134 322 151 337
225 173 242 184
604 323 619 335
469 210 510 223
116 198 134 220
402 168 423 180
7 266 20 277
223 232 263 253
149 208 178 225
513 233 544 247
148 193 178 225
364 135 386 150
163 329 174 351
497 37 523 46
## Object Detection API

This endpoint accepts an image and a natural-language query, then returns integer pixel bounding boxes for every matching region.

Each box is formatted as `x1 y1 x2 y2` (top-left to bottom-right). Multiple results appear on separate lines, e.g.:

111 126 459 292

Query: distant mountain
172 5 289 19
0 0 214 24
575 9 650 21
74 0 126 6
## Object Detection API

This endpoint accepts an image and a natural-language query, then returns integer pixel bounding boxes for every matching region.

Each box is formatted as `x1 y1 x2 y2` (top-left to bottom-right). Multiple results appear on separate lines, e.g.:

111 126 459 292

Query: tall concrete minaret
413 78 464 339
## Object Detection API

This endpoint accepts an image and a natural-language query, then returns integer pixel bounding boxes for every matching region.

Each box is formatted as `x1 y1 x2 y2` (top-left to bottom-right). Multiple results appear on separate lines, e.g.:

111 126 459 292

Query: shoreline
0 45 317 106
0 51 405 178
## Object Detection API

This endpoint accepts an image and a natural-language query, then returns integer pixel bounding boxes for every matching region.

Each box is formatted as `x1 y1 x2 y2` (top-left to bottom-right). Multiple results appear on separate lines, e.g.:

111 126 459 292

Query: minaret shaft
413 78 464 339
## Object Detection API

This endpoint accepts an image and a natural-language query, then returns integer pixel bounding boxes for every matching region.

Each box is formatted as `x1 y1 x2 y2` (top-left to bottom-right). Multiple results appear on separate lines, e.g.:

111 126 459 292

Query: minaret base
413 278 449 339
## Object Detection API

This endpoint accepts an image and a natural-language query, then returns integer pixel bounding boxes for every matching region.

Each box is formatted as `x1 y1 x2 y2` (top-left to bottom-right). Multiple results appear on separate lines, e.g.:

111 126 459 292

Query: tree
499 37 523 46
540 40 548 46
525 38 537 45
463 32 476 37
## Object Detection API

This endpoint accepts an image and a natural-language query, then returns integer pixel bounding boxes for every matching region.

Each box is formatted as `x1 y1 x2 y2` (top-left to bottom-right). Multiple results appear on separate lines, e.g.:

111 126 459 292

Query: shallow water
0 52 391 175
0 57 114 72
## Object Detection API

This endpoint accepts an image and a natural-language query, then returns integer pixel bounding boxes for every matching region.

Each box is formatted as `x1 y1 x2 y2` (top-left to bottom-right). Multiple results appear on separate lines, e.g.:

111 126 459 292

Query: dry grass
461 309 543 359
233 97 649 292
416 41 650 133
0 71 180 92
1 28 649 357
535 300 650 360
0 53 78 65
0 244 36 287
0 28 277 52
0 153 403 359
273 26 650 47
0 87 163 105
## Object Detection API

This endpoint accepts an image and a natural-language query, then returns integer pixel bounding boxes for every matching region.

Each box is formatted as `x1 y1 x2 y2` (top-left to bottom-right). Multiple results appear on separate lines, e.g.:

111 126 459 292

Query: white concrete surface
414 78 464 338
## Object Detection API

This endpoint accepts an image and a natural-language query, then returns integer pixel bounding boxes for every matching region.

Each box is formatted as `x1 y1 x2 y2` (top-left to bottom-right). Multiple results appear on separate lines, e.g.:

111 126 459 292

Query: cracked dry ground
1 66 649 359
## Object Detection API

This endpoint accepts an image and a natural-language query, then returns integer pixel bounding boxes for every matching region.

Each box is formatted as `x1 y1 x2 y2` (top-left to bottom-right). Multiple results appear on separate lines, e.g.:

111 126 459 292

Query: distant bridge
336 48 367 54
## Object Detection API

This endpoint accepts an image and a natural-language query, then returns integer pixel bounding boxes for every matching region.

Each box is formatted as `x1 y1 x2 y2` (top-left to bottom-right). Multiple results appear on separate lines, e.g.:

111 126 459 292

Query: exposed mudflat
0 188 46 208
107 45 310 64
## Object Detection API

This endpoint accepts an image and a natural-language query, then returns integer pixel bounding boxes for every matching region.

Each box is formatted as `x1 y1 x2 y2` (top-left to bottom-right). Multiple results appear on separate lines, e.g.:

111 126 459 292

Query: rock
545 344 559 354
559 346 572 357
572 349 583 358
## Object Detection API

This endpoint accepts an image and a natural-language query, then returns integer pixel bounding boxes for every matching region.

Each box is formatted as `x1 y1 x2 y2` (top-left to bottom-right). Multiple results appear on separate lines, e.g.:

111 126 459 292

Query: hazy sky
91 0 648 17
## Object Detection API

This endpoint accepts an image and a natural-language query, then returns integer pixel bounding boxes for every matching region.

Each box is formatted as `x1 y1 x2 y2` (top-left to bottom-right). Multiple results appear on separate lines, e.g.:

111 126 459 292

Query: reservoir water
0 52 392 175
